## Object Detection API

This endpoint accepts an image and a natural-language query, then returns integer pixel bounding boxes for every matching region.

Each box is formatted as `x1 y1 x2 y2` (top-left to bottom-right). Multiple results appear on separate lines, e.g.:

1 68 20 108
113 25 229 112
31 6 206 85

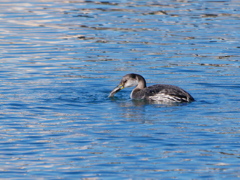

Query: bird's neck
136 74 146 89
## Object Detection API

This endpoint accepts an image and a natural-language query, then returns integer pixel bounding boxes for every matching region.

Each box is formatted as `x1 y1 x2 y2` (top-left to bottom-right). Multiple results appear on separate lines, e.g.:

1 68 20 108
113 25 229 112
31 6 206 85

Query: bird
108 73 194 103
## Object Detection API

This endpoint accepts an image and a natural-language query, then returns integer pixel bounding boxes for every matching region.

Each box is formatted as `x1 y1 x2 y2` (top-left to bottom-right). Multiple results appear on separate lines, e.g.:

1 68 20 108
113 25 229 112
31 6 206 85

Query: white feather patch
148 93 185 103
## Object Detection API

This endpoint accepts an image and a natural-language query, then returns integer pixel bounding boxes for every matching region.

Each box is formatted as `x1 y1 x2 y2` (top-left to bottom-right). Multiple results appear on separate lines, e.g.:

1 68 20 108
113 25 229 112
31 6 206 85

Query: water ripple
0 0 240 179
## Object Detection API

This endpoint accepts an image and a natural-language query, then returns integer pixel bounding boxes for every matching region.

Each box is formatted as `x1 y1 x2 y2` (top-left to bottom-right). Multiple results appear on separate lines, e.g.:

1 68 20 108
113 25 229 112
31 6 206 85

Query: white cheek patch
125 79 138 87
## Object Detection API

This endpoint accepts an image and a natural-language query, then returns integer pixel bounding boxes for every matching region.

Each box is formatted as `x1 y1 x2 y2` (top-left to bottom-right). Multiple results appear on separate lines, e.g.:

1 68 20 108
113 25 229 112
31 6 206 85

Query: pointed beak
108 84 124 98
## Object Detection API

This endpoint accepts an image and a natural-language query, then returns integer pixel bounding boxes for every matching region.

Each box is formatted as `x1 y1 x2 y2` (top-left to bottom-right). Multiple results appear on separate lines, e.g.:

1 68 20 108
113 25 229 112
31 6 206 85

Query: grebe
108 73 194 103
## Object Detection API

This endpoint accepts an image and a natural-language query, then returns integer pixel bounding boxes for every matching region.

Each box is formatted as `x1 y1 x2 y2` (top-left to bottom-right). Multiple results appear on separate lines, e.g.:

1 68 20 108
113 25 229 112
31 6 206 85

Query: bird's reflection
109 96 183 124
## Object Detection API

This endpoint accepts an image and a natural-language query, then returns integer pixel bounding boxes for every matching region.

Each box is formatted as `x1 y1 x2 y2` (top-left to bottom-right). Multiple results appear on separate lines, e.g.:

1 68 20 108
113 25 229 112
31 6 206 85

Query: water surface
0 0 240 179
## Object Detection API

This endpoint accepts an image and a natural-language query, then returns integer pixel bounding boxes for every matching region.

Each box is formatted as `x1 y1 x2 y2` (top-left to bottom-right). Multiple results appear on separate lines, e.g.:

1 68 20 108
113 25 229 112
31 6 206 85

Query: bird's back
132 84 194 103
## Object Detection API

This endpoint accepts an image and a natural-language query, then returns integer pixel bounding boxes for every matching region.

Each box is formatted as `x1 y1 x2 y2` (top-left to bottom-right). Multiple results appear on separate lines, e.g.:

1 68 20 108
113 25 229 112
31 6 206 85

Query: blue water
0 0 240 179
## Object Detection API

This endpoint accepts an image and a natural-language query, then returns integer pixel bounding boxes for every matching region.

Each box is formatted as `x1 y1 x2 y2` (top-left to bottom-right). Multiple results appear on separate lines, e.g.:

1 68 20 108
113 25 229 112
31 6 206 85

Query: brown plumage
109 73 194 103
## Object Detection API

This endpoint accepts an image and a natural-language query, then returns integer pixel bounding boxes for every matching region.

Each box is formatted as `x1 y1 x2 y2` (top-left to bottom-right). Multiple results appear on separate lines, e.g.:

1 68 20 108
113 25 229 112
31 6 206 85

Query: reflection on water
0 0 240 179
